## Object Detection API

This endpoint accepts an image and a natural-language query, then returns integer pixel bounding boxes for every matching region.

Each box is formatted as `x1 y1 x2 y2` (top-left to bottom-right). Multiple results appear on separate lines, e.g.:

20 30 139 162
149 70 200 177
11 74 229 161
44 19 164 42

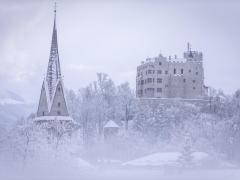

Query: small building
103 120 119 140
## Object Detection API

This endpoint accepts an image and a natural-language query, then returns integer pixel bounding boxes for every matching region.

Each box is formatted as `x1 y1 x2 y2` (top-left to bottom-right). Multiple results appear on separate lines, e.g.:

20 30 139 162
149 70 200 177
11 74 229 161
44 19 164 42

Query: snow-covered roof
104 120 119 128
123 152 181 167
122 151 211 167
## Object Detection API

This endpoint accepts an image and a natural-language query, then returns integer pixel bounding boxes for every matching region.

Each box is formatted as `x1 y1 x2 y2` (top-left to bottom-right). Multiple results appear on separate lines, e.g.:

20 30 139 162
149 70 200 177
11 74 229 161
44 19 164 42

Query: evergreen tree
179 132 194 168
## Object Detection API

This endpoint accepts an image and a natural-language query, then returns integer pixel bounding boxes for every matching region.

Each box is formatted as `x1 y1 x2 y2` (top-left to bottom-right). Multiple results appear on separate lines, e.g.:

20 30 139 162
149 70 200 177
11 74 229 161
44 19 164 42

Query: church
34 7 73 123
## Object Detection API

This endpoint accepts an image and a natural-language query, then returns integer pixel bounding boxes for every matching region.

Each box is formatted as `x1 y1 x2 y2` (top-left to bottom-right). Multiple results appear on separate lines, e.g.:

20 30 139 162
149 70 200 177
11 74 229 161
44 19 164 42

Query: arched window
58 102 61 107
181 69 184 74
42 112 45 116
174 68 176 74
57 111 61 115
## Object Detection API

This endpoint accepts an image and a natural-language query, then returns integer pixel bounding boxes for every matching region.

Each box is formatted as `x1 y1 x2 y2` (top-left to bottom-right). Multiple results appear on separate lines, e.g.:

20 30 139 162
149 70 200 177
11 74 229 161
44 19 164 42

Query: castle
136 44 208 99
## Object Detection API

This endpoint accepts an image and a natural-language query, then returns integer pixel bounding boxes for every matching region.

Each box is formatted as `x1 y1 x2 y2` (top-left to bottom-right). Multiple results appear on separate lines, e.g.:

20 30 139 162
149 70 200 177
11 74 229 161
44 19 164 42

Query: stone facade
136 45 207 99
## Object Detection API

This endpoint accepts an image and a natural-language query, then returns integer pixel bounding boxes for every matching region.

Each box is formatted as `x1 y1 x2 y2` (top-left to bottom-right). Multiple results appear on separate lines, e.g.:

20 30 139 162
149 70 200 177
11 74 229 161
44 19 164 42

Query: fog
0 0 240 102
1 1 240 180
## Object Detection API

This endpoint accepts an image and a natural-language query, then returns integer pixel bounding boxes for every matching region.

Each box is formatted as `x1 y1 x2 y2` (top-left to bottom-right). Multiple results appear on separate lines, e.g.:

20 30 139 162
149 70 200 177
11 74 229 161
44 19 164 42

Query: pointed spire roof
36 3 71 118
46 3 62 101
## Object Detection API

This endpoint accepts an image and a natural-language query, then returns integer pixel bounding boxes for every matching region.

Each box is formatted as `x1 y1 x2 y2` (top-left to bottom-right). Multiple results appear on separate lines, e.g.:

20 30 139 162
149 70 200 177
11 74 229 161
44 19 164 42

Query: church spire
46 2 62 101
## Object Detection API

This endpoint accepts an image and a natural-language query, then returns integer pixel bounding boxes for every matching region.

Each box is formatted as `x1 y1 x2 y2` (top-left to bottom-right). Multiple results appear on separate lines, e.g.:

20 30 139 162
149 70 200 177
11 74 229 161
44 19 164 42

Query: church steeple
36 3 70 119
46 2 61 101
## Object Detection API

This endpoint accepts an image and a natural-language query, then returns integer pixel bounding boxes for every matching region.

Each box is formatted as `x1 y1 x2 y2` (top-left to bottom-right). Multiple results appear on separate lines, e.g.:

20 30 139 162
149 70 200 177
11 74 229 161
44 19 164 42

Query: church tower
35 5 73 123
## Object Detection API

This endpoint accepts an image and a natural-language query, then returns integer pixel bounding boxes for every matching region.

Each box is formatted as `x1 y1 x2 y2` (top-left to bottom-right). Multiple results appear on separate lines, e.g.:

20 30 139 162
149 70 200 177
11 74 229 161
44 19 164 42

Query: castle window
159 62 162 66
57 111 61 115
174 68 176 74
147 70 153 74
165 70 168 74
58 102 61 107
181 69 184 74
157 78 162 83
157 70 162 74
147 78 152 83
157 88 162 93
193 80 196 83
147 88 154 92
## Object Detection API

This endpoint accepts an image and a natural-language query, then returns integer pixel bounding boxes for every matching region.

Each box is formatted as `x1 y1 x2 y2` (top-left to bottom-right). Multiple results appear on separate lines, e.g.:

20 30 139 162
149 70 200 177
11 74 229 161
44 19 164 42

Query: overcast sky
0 0 240 102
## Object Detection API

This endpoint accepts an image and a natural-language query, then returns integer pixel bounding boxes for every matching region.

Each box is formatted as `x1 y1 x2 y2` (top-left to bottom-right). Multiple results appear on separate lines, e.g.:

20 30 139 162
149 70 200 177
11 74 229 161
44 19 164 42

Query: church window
58 102 61 107
181 69 184 74
57 111 61 115
174 68 176 74
58 87 61 92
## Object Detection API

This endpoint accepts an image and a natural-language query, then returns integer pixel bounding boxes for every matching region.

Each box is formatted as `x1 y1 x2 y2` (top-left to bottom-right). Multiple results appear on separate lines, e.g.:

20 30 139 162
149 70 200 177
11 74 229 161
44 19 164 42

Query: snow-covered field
2 166 240 180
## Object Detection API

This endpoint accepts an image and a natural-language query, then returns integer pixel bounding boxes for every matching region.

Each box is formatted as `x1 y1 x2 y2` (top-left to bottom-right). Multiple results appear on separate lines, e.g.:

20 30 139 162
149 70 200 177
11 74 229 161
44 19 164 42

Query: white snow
104 120 119 128
34 115 74 121
122 151 220 167
122 152 181 167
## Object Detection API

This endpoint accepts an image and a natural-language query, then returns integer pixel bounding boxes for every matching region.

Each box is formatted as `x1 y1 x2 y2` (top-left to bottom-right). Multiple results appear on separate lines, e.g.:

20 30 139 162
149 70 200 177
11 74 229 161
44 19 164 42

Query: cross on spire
54 2 57 13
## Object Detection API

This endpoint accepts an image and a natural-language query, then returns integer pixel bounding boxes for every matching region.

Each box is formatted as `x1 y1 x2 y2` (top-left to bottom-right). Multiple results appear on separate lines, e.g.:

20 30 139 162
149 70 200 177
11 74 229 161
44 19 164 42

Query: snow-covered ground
122 151 236 169
2 167 240 180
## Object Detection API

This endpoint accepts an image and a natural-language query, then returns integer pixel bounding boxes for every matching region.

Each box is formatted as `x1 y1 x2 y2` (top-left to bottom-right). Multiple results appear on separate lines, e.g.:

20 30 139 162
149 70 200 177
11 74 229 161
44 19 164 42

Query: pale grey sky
0 0 240 102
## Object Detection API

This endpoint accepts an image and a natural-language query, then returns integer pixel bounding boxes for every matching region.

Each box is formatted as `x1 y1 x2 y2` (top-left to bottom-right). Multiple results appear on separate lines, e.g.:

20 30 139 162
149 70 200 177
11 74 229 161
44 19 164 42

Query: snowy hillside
0 90 35 128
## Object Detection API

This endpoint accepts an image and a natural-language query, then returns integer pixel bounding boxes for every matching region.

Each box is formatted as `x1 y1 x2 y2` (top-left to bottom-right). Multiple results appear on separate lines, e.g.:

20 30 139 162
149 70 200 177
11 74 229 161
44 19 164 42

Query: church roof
36 5 69 118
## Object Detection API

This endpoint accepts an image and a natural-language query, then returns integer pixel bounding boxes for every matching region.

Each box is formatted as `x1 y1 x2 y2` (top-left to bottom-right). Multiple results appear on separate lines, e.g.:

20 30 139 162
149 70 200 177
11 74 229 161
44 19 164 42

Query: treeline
65 73 240 161
0 73 240 164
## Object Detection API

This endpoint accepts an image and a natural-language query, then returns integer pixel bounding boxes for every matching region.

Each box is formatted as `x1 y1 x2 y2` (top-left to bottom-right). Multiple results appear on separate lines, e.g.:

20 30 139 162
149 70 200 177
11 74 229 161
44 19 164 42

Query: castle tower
34 5 73 123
